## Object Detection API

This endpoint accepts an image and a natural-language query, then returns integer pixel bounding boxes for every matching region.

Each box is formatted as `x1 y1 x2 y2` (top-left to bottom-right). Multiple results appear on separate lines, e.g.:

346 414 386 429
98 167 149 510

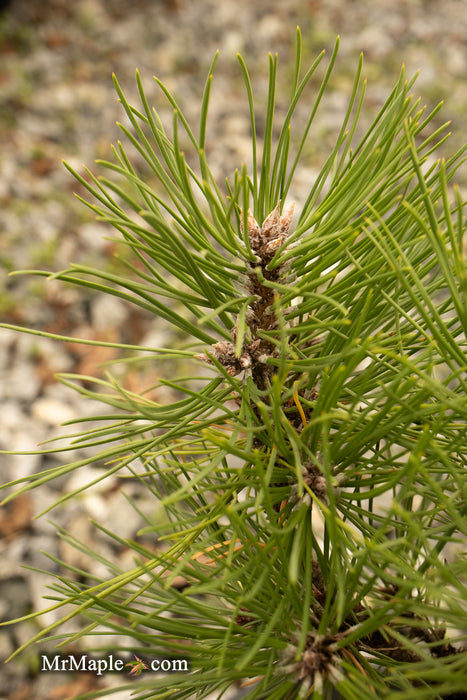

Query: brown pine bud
244 202 295 260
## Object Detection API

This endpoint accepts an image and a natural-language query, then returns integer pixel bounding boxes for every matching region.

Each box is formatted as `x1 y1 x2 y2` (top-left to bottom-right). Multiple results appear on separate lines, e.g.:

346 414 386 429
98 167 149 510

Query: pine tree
2 31 467 700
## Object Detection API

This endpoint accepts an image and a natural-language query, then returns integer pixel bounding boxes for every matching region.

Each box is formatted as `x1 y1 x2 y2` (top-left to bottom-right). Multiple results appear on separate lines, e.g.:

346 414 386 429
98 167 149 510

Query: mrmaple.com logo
41 653 189 676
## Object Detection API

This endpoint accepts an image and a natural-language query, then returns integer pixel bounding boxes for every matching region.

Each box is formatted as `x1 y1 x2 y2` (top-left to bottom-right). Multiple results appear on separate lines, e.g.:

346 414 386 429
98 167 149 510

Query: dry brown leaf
0 494 33 540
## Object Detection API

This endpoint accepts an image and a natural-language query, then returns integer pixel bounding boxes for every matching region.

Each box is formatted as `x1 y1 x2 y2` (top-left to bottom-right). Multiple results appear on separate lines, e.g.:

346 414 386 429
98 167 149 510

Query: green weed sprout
1 30 467 700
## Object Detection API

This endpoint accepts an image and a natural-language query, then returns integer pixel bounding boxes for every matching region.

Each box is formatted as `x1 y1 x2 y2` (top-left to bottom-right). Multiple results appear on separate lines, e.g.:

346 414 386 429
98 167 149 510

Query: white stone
78 221 113 252
31 397 78 426
2 363 40 402
91 295 128 331
65 466 117 494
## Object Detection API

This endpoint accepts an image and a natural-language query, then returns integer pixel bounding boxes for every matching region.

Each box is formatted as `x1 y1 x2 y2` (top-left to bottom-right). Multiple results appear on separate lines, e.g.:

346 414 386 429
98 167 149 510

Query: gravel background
1 1 467 698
